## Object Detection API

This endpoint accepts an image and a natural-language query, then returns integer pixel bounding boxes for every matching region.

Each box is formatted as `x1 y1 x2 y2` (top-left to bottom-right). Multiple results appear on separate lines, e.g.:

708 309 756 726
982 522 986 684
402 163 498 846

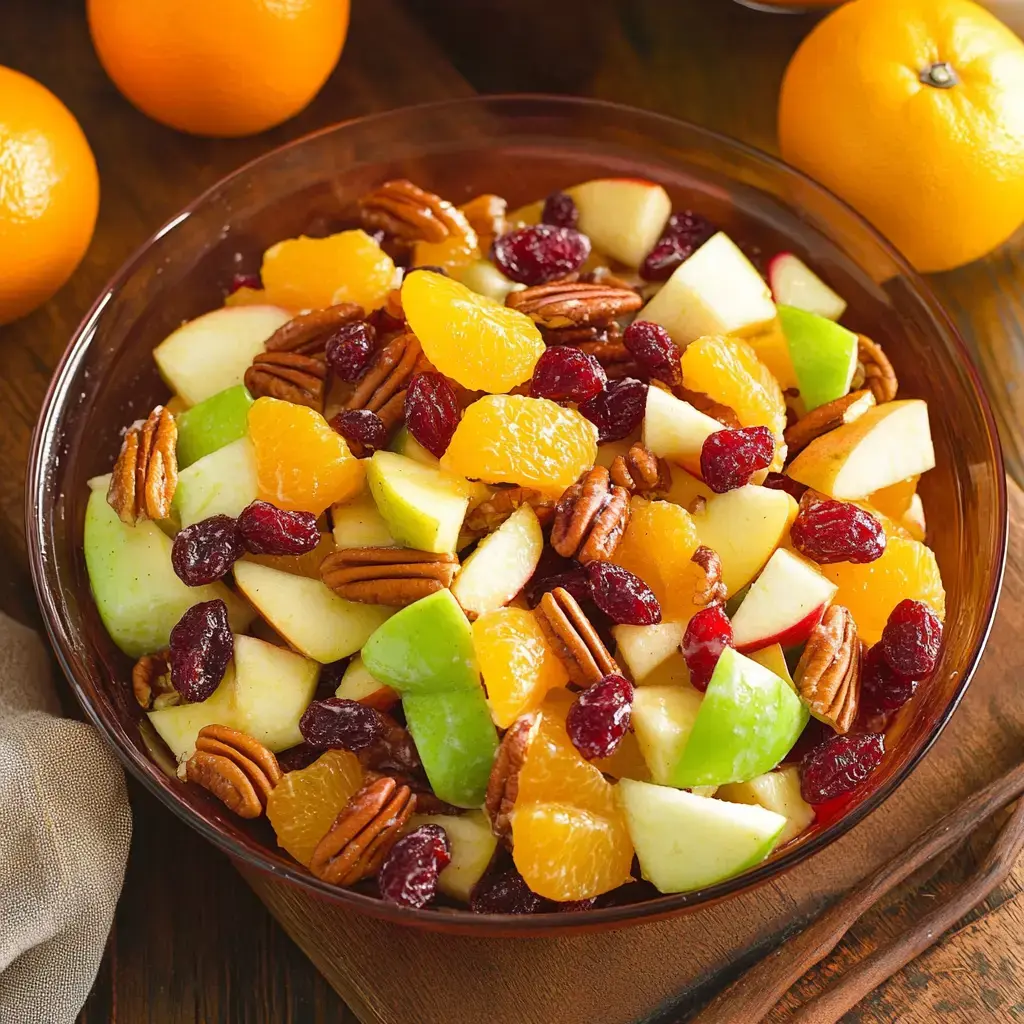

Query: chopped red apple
641 386 722 477
768 252 847 321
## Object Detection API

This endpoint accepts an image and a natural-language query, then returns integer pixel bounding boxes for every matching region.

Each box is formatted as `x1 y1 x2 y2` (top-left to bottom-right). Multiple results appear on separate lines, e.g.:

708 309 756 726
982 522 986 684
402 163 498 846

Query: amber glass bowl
27 96 1006 935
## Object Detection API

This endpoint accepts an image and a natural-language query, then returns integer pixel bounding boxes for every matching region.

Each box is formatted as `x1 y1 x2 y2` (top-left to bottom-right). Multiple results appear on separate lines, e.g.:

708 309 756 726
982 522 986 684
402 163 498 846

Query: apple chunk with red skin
641 385 722 477
730 548 837 653
768 253 847 321
568 178 671 268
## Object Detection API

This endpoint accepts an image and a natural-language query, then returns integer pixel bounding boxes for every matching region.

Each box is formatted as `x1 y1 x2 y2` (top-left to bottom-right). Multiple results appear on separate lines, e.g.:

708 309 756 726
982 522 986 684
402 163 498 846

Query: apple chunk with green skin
175 384 254 469
406 810 498 902
233 560 392 664
154 305 291 406
641 385 722 477
366 451 470 555
787 399 935 500
638 232 776 347
173 436 259 528
617 779 786 894
613 621 689 687
84 488 253 658
718 766 814 845
778 305 859 412
631 685 703 785
731 548 837 653
568 178 671 268
670 647 809 788
451 504 543 618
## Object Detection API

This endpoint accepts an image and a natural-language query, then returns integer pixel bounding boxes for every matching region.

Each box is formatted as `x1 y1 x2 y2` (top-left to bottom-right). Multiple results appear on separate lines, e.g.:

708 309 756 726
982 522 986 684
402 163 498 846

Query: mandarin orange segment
266 749 363 867
867 475 919 521
821 534 945 645
412 205 480 275
248 397 365 514
401 270 545 392
261 229 396 312
440 394 598 498
473 607 568 729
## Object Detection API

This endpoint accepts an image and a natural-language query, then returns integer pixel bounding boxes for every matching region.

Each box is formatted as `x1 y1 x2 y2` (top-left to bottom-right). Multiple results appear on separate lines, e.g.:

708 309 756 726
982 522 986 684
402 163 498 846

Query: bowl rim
26 93 1008 934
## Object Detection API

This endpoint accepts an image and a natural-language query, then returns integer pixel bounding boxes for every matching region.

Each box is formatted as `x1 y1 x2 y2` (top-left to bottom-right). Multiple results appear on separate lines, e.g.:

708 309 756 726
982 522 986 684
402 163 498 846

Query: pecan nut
244 351 328 410
535 586 620 687
506 279 643 330
463 487 554 535
784 389 875 456
485 713 538 847
320 547 459 607
107 405 178 525
794 605 862 734
131 649 177 710
676 388 741 429
264 303 365 356
459 193 507 255
610 442 672 497
343 332 430 437
691 545 728 607
309 775 416 886
359 179 468 245
857 335 898 404
551 466 631 564
185 725 283 819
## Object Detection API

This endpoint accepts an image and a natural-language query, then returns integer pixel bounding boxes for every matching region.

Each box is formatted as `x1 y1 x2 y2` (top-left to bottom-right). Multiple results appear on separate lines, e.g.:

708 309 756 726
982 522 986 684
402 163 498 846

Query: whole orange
778 0 1024 273
0 67 99 325
87 0 350 138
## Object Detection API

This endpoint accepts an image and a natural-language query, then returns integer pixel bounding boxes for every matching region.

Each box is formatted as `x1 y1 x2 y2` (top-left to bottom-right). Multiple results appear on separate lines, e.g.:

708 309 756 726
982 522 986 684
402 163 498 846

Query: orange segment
248 397 365 514
867 475 919 521
473 608 568 728
412 205 480 275
401 270 545 392
266 750 363 866
261 230 396 312
224 286 269 307
745 319 799 392
441 395 598 498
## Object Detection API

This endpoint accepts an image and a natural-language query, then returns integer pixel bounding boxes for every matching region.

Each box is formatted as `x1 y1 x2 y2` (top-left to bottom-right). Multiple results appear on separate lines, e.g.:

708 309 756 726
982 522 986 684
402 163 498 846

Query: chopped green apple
335 654 398 711
153 305 291 406
366 451 470 554
568 178 671 268
670 647 809 788
233 560 392 664
631 685 703 785
147 665 238 762
778 305 859 412
641 385 722 476
457 259 523 303
717 766 814 845
172 436 259 528
175 384 254 468
451 504 543 618
405 810 498 902
84 488 253 658
613 621 689 687
388 425 439 468
332 488 397 548
617 779 786 893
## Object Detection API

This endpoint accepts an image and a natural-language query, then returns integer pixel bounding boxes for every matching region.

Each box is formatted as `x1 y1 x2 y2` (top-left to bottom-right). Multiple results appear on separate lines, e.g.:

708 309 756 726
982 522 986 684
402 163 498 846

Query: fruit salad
85 175 945 913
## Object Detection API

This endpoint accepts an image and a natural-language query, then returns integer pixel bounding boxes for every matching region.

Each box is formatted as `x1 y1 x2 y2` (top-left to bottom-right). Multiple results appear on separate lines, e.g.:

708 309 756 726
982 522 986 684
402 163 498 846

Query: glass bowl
26 95 1006 935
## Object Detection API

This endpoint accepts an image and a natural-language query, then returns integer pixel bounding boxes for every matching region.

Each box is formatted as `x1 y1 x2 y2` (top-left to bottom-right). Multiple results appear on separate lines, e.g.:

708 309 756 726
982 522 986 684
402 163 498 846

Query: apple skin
172 436 259 528
616 779 786 894
405 810 498 902
778 304 858 412
670 647 809 789
175 384 254 469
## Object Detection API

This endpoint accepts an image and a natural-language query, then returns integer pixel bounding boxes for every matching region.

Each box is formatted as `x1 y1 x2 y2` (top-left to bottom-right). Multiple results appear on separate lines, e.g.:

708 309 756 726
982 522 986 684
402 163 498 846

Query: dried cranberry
229 272 261 294
700 426 775 493
299 698 385 752
378 823 451 909
541 191 579 229
579 378 647 443
880 599 942 678
682 605 734 692
800 732 885 804
276 743 321 772
169 599 233 703
470 868 545 914
860 644 917 715
171 515 243 586
524 565 591 608
566 673 634 760
530 346 607 403
492 224 591 285
325 321 377 382
330 409 387 453
640 211 717 282
622 321 682 386
405 372 460 458
763 472 807 502
237 501 319 556
790 499 886 565
551 898 597 912
365 305 405 337
586 561 661 625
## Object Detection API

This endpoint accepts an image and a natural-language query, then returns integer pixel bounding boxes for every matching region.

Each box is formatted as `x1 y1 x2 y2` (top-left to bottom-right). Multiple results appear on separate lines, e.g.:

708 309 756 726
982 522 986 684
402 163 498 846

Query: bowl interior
28 96 1006 934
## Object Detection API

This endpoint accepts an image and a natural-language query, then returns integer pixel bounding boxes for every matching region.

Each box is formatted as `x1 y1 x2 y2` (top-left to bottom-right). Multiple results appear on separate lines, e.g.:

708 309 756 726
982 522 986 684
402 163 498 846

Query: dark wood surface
0 1 1020 1021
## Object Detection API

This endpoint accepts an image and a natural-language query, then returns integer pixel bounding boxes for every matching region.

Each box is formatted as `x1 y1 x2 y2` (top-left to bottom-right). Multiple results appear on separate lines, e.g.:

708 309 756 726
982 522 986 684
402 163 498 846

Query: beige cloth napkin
0 613 131 1024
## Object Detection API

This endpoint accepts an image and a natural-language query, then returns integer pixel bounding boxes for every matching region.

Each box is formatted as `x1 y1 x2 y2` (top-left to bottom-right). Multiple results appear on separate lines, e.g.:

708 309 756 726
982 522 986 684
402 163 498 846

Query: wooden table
0 1 1021 1021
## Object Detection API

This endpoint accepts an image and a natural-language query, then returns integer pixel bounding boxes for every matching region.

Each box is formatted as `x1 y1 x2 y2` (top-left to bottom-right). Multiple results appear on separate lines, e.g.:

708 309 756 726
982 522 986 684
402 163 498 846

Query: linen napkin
0 612 131 1024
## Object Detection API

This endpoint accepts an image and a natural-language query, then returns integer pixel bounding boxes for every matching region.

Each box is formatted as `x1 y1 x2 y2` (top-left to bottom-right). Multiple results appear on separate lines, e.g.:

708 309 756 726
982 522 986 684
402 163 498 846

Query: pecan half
506 279 643 330
244 351 327 411
784 389 875 456
107 405 178 525
551 466 631 564
676 388 741 429
459 193 507 255
691 545 727 607
343 332 430 437
264 303 365 356
794 605 862 734
535 586 619 687
131 649 177 710
185 725 282 819
320 547 459 607
485 713 538 847
857 335 898 404
359 179 465 245
309 775 416 886
610 442 672 497
463 487 554 535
